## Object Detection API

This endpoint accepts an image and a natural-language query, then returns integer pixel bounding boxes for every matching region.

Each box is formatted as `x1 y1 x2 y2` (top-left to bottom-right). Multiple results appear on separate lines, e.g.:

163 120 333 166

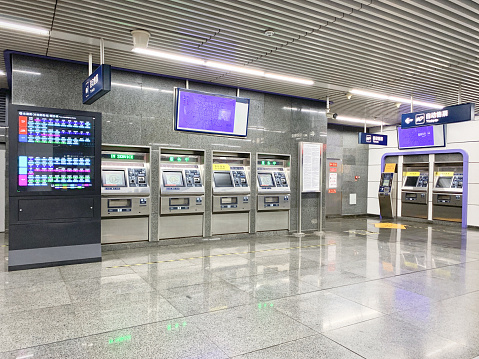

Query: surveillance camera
326 112 337 120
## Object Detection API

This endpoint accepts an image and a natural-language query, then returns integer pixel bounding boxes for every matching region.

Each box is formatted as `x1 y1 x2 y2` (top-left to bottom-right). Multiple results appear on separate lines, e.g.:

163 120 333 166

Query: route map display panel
16 110 95 192
175 88 249 137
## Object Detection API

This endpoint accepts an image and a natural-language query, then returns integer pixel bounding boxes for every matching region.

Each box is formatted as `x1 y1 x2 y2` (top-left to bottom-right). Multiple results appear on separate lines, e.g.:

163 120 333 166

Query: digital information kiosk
159 150 205 239
256 154 291 232
378 164 397 219
432 164 463 222
211 152 251 235
100 147 151 243
401 166 429 219
8 105 101 270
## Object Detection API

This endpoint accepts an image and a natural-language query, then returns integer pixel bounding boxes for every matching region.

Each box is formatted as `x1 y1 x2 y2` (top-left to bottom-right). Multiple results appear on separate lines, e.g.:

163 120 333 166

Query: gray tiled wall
11 54 327 237
326 125 369 215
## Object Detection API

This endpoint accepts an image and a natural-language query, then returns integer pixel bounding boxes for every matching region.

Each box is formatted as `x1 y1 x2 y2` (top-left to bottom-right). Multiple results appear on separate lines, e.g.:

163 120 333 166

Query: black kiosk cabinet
8 105 102 270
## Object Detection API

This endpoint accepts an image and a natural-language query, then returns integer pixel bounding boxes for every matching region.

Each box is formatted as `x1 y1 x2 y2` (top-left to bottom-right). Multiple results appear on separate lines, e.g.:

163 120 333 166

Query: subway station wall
368 121 479 227
10 54 327 237
326 125 369 215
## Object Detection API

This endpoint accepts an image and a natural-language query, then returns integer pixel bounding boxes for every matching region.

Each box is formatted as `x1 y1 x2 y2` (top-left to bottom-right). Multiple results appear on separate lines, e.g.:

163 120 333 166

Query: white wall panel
367 197 380 215
446 121 479 144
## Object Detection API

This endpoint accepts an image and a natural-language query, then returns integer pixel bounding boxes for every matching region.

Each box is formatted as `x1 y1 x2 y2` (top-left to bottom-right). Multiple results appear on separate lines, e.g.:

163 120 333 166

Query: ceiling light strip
336 115 384 126
133 47 313 86
350 89 443 109
0 19 50 36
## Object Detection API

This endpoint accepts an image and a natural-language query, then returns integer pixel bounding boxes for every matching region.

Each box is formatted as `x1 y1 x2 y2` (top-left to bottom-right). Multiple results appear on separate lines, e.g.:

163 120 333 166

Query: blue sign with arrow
82 64 111 105
358 132 387 146
401 103 474 129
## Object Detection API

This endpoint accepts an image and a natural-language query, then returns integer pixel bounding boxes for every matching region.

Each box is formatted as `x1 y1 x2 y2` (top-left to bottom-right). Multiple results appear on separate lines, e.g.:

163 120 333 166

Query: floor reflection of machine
211 152 251 235
432 164 463 222
256 154 291 232
159 150 205 239
401 166 429 219
101 147 151 243
378 171 397 219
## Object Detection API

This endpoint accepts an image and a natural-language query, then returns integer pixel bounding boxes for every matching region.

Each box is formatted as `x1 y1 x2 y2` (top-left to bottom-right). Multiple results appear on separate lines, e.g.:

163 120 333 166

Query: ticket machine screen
102 170 126 187
436 177 452 188
404 177 418 187
163 171 185 187
214 172 233 187
258 173 275 187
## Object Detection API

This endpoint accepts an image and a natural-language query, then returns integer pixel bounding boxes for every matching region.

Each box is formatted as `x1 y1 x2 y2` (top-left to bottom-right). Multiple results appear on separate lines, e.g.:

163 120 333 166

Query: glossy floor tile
1 218 479 357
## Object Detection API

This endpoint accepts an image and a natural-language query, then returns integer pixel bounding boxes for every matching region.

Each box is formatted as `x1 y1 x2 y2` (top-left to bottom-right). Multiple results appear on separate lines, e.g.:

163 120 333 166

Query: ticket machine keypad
232 171 248 187
452 174 463 188
128 168 148 187
416 175 428 188
274 172 288 187
185 170 202 187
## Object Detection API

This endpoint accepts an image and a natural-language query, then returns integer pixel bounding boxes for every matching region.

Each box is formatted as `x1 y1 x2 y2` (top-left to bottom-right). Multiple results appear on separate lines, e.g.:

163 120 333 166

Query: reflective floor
2 218 479 358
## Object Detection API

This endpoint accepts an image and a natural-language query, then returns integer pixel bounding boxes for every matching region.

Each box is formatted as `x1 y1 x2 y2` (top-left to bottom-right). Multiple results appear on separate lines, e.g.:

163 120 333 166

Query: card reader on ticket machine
212 152 251 235
432 164 463 223
256 154 291 232
100 147 151 243
159 150 205 239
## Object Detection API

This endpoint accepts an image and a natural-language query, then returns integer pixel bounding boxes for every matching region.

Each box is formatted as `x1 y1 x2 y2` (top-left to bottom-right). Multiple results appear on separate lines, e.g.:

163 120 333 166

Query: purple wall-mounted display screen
175 88 249 137
397 125 446 150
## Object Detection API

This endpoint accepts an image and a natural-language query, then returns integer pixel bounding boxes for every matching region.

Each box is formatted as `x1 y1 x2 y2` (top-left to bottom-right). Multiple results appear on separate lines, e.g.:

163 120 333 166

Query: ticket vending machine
159 150 205 239
401 166 429 219
256 154 291 232
378 172 397 219
432 164 463 222
211 152 251 235
101 147 151 243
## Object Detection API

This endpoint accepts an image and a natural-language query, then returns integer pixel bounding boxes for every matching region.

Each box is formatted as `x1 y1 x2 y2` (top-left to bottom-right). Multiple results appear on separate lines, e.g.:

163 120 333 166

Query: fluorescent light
0 19 49 36
205 61 265 76
112 82 159 91
351 89 388 100
0 70 5 76
351 89 443 109
132 47 205 66
336 115 384 126
160 90 174 93
12 70 41 75
264 73 314 85
133 47 314 86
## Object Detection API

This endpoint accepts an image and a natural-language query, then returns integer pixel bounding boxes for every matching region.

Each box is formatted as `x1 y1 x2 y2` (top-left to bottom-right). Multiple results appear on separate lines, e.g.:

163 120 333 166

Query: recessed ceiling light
0 19 49 36
0 70 5 76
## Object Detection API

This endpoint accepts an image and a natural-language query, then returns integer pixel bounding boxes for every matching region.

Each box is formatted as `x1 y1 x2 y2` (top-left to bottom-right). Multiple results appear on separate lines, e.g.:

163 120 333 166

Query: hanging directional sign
82 64 111 105
401 103 474 129
358 132 388 146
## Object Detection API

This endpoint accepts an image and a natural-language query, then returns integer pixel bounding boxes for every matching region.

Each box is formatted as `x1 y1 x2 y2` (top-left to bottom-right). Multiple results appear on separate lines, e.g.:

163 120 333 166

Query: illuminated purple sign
398 125 445 149
175 88 249 137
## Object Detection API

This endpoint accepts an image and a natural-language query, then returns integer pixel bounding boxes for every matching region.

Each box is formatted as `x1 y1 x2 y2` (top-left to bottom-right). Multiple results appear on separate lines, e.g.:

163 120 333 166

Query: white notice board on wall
300 142 322 192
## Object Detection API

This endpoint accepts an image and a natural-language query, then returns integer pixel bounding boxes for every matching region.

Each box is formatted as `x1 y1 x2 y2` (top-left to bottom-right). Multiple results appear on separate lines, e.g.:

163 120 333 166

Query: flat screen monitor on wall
397 125 446 150
175 88 250 137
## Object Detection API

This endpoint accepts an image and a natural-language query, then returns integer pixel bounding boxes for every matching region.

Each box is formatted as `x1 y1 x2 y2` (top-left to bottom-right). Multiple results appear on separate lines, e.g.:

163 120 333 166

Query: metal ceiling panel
1 0 478 126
